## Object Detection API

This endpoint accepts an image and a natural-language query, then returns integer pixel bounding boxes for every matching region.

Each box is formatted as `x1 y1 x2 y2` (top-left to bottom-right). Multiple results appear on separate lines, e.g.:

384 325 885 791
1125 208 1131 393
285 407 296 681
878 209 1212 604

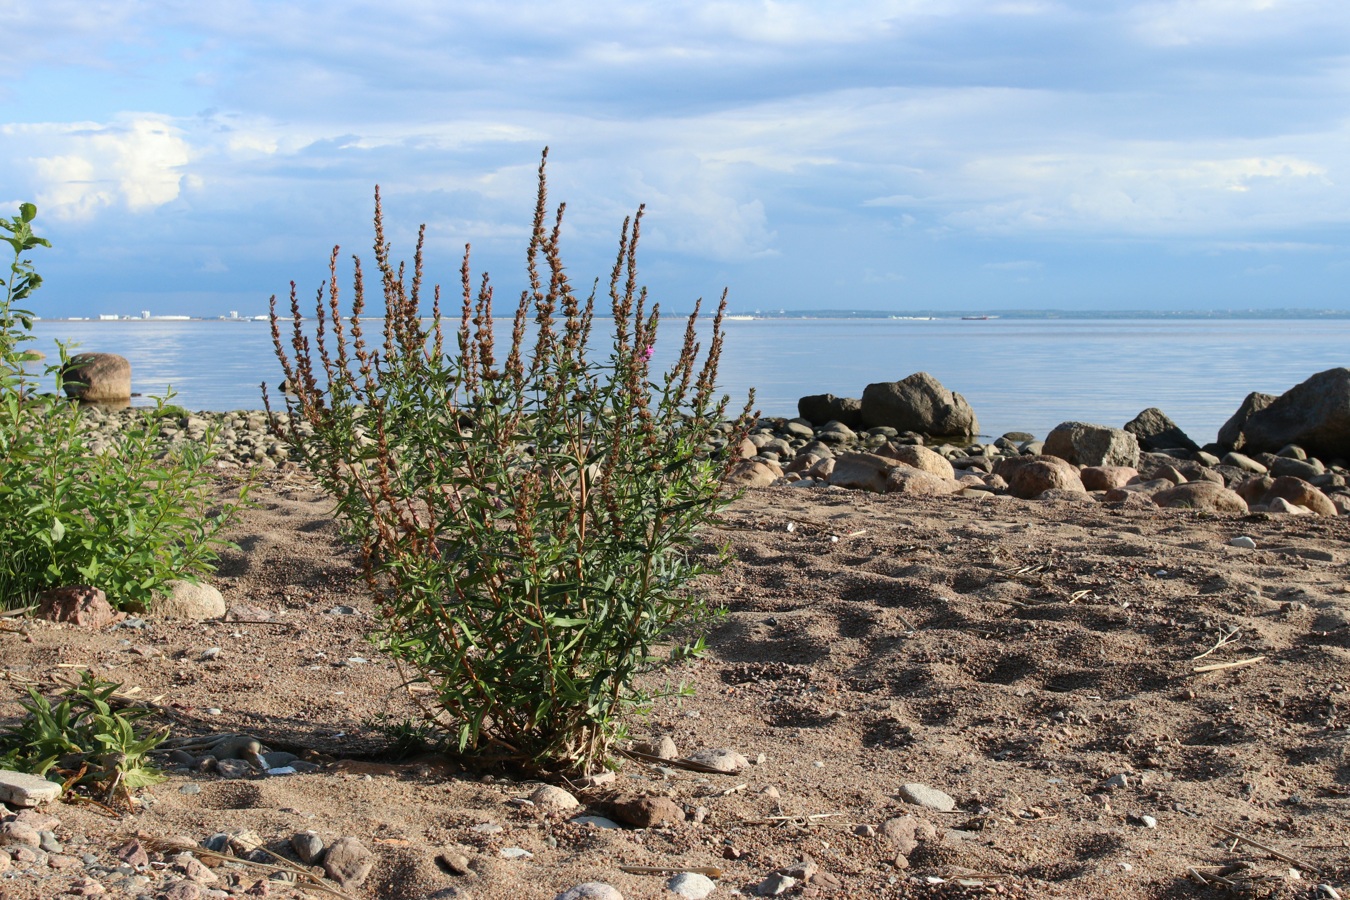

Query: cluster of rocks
76 406 296 469
724 368 1350 517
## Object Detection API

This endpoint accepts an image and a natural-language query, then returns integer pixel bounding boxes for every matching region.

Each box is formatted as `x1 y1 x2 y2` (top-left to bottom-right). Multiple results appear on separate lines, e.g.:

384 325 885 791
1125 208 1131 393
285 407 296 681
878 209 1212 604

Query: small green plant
268 150 753 773
0 204 248 611
0 671 168 804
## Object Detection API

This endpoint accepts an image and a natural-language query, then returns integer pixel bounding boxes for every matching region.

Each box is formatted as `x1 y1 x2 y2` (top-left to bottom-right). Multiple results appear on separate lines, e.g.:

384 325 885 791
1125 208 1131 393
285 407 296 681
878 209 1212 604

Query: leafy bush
268 150 753 773
0 204 247 611
0 671 167 804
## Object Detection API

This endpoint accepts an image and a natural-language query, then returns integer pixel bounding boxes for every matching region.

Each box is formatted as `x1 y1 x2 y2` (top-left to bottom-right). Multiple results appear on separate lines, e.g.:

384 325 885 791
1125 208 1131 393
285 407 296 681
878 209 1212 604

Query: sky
3 0 1349 318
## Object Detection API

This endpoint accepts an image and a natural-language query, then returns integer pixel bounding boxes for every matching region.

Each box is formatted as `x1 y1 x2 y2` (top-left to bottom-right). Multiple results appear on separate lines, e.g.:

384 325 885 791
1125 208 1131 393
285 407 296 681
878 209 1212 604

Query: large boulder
1152 482 1248 514
1124 408 1199 453
797 393 862 429
883 467 962 496
1259 476 1337 516
859 373 978 438
1043 422 1140 468
1233 368 1350 460
828 452 895 493
61 352 131 403
993 455 1086 499
1217 391 1276 449
875 442 955 480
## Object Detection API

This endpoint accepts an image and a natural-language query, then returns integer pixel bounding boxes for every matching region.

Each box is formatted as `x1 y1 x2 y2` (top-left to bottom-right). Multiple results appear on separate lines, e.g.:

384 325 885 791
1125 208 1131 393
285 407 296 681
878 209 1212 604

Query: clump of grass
268 149 753 773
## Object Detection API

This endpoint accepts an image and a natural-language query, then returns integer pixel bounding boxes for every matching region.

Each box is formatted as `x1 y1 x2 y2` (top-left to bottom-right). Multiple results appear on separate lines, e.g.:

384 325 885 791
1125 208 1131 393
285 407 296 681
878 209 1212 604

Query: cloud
4 116 192 221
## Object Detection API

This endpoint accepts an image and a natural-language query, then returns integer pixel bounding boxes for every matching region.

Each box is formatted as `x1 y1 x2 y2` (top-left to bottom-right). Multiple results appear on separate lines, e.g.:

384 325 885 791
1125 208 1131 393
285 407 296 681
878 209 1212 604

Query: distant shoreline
35 307 1350 323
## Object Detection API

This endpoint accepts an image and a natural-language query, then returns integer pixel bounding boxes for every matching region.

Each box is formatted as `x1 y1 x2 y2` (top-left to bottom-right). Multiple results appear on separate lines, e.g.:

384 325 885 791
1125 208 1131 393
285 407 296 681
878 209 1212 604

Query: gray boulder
1234 368 1350 461
860 373 978 438
1124 407 1199 453
1217 391 1276 449
798 393 863 429
61 352 131 403
1043 422 1140 468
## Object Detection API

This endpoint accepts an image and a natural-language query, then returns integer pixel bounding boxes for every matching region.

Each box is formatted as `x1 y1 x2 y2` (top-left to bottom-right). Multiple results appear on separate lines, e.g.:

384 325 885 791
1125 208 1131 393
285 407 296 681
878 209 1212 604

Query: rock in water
1234 368 1350 460
61 352 132 403
1043 421 1140 467
797 393 863 429
860 373 978 439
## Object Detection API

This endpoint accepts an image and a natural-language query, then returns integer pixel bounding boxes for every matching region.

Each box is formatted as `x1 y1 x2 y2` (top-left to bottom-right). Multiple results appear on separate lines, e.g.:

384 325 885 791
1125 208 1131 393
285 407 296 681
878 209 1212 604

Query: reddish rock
612 795 685 828
1260 476 1337 516
1080 466 1137 491
994 455 1085 500
876 443 955 480
884 467 961 497
36 586 123 628
828 452 895 493
322 836 375 888
1152 482 1248 514
725 460 782 488
1235 475 1275 505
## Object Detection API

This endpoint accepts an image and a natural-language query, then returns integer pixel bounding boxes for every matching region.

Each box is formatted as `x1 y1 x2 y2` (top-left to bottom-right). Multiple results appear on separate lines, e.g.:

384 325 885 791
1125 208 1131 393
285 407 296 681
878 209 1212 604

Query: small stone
1140 815 1158 829
116 838 150 867
529 784 581 814
576 771 616 789
1230 535 1258 549
668 871 717 898
1102 773 1130 791
291 831 324 865
761 786 780 799
160 880 203 900
879 816 937 855
67 877 107 896
754 873 796 896
635 736 679 759
323 836 374 888
172 851 218 884
471 823 503 835
683 748 749 774
215 758 254 779
0 770 63 807
38 830 62 853
499 847 533 859
853 824 876 837
266 766 298 776
897 783 956 812
555 883 624 900
612 795 686 828
435 848 473 876
179 784 202 795
570 815 622 830
0 821 41 849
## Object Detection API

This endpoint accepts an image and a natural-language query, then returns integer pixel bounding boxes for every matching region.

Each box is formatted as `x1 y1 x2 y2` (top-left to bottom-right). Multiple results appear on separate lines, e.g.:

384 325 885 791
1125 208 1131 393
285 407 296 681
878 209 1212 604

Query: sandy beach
3 462 1349 900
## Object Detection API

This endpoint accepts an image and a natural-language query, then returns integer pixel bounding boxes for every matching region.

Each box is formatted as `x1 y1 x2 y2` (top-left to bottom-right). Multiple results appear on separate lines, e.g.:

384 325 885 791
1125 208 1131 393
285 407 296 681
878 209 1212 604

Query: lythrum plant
0 204 245 611
268 150 753 772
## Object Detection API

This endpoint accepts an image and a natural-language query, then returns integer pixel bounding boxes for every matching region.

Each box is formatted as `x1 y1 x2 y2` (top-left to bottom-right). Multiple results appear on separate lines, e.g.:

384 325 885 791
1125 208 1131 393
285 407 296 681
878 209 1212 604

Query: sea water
29 317 1350 445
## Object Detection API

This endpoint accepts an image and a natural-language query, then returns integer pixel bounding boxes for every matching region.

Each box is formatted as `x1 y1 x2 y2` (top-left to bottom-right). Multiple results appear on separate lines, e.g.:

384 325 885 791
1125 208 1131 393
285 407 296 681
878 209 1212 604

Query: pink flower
641 346 654 361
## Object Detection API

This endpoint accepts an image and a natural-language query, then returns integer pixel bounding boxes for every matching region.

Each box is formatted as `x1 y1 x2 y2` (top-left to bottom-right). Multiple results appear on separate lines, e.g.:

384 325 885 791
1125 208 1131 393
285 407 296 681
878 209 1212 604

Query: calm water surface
30 318 1349 444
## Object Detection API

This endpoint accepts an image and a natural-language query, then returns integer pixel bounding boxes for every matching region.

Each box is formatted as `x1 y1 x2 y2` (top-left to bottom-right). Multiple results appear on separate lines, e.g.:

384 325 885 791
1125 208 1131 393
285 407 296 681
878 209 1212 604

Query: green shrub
0 671 167 804
268 150 753 773
0 204 247 611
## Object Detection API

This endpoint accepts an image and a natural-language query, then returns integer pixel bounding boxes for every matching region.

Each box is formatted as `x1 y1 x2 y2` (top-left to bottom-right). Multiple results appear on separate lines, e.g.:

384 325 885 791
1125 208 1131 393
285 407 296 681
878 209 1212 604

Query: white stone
683 748 749 774
668 871 716 898
555 884 624 900
897 783 956 812
0 770 61 808
529 784 580 814
1230 535 1258 549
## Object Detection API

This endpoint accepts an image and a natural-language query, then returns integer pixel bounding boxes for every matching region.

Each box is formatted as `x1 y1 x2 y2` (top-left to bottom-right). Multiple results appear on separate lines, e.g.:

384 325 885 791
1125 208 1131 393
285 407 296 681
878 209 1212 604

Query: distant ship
961 315 997 320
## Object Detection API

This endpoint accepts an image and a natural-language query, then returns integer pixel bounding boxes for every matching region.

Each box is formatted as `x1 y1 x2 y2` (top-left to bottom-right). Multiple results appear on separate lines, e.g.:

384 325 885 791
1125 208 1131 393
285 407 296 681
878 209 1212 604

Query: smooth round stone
1230 535 1258 549
668 871 716 898
555 884 623 900
897 782 956 812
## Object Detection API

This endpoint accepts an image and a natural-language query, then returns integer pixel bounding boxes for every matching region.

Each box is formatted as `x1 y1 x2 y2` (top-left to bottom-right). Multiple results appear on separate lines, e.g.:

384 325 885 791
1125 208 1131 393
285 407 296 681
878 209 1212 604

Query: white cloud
4 117 192 221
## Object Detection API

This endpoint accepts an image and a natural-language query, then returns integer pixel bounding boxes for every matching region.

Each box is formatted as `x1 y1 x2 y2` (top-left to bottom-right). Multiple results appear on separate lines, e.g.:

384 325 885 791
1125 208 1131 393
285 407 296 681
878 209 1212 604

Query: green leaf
50 519 65 543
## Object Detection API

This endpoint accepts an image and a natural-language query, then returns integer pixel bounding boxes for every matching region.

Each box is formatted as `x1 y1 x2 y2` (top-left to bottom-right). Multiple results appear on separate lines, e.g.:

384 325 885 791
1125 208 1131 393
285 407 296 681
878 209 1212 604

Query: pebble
571 815 622 830
667 871 716 898
499 847 533 859
1140 815 1158 829
897 783 956 812
529 784 581 814
612 796 686 828
555 883 624 900
1230 535 1258 549
1102 773 1130 790
291 831 325 865
0 821 41 849
471 823 503 835
683 748 749 774
754 873 796 896
322 836 374 887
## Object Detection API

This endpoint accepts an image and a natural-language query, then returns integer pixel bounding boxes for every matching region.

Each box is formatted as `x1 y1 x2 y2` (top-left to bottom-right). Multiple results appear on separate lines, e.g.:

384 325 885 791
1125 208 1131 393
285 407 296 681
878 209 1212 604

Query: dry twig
1213 825 1318 874
1192 656 1266 674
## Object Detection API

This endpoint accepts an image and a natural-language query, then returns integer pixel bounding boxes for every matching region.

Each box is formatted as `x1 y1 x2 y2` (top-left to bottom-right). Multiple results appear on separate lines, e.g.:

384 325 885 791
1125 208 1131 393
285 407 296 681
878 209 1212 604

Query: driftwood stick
619 865 723 877
1213 825 1318 873
1191 626 1241 661
1192 655 1265 674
